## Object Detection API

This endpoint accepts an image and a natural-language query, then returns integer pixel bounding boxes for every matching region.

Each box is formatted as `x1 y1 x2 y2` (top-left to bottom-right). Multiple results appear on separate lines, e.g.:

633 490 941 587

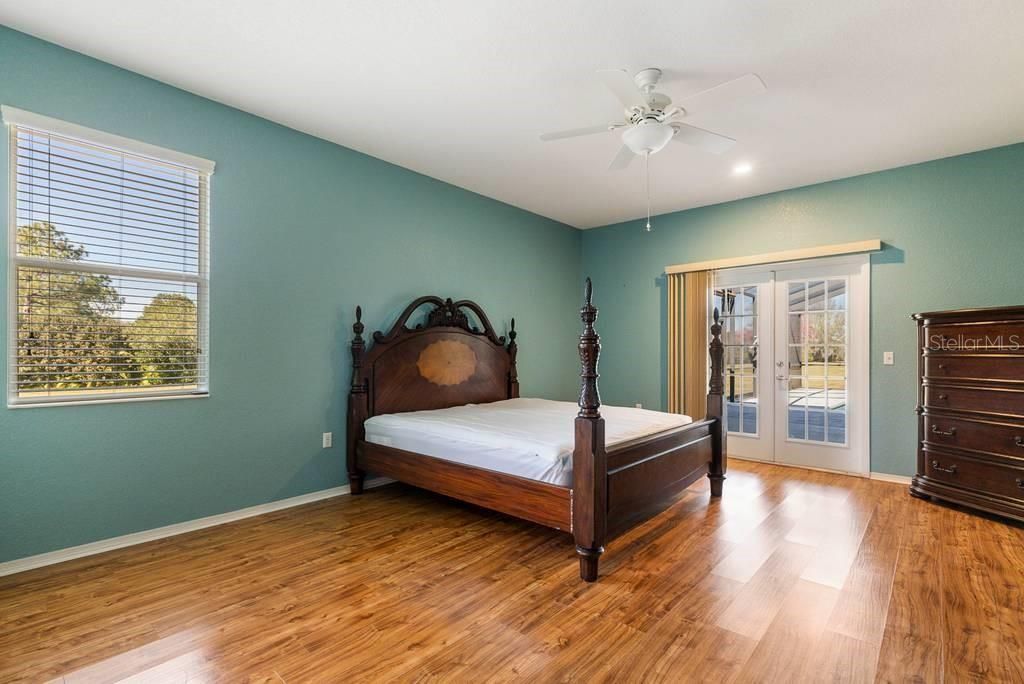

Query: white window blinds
5 108 214 406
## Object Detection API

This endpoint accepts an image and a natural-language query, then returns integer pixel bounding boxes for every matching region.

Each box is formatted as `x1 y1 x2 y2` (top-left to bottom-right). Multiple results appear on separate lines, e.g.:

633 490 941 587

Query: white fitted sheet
363 398 693 486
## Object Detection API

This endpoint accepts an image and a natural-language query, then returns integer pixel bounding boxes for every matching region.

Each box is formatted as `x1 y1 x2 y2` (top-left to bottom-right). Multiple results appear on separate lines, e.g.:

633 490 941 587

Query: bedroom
1 1 1023 681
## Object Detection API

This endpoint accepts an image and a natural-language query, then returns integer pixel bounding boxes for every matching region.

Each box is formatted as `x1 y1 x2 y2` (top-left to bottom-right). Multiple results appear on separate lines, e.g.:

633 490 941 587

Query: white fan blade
608 144 635 171
540 124 615 141
596 69 642 108
676 73 766 117
671 123 736 154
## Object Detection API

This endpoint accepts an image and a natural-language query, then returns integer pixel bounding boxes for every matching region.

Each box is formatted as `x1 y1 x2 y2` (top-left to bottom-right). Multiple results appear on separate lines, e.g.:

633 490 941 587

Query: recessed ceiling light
732 162 753 176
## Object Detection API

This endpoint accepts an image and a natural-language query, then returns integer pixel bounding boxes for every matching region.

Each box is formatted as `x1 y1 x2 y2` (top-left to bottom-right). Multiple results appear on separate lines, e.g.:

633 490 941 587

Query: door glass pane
788 282 806 312
828 406 847 444
742 286 757 316
805 346 826 375
805 313 825 344
742 377 758 433
828 280 847 310
827 312 846 345
785 278 849 445
715 285 759 436
807 280 826 310
787 377 808 439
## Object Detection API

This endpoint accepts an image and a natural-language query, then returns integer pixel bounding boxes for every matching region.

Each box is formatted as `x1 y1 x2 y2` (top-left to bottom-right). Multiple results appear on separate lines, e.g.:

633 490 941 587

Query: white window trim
4 107 214 407
1 107 215 174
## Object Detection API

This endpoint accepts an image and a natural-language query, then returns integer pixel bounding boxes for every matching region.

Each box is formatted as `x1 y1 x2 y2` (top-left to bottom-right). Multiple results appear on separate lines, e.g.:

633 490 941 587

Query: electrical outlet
635 403 643 409
883 351 894 366
322 432 333 448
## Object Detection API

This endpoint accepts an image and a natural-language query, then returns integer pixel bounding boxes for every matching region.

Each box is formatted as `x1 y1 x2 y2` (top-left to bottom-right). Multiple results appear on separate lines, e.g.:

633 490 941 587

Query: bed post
706 308 727 497
573 278 607 582
507 317 520 398
347 305 368 495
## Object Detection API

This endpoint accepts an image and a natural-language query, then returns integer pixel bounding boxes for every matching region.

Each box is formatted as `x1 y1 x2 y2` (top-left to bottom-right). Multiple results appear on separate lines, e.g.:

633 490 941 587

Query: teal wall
0 27 582 562
582 143 1024 477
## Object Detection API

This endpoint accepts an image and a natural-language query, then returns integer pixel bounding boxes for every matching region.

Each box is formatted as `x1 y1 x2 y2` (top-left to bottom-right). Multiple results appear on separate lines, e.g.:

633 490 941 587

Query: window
4 107 214 406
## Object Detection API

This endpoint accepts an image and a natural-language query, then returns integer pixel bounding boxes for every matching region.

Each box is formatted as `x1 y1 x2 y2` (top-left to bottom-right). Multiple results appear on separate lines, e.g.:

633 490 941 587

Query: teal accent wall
0 27 581 562
581 143 1024 477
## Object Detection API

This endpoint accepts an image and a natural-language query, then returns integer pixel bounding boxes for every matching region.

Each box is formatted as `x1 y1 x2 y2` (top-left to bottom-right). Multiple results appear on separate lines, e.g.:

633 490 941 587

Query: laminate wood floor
2 460 1023 683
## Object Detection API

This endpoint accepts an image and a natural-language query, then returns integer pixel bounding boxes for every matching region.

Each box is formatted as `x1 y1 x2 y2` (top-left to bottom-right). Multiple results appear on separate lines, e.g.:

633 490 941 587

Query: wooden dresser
911 306 1024 521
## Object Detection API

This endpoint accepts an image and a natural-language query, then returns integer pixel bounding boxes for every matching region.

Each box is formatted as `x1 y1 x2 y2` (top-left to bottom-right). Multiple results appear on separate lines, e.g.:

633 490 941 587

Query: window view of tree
15 221 200 396
129 293 200 386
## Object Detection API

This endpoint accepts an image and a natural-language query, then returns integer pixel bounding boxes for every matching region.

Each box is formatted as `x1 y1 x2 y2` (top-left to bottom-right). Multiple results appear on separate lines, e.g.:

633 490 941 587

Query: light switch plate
883 351 894 365
322 432 333 448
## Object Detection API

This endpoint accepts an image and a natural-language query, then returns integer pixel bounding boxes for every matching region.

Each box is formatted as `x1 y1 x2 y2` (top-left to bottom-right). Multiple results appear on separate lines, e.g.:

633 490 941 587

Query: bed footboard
572 279 726 582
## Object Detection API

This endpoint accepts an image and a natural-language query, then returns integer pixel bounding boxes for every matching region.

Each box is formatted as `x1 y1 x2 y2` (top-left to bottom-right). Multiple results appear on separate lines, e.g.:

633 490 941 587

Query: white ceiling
3 1 1024 228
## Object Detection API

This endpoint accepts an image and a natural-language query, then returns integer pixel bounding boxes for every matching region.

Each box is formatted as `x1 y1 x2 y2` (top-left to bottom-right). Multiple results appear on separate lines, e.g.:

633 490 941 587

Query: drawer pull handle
937 363 946 370
937 394 948 401
1016 437 1024 448
931 460 958 474
931 425 957 437
1017 478 1024 489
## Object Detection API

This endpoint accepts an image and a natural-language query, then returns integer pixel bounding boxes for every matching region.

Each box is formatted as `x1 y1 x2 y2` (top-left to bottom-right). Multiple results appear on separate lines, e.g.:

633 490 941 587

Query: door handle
775 374 788 381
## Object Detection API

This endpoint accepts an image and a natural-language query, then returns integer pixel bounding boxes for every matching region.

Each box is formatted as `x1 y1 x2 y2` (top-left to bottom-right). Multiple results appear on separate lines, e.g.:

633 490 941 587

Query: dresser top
912 305 1024 322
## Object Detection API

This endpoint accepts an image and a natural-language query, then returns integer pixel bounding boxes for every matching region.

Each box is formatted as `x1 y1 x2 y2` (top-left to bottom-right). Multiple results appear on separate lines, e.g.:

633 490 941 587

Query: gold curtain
667 275 684 414
667 270 710 417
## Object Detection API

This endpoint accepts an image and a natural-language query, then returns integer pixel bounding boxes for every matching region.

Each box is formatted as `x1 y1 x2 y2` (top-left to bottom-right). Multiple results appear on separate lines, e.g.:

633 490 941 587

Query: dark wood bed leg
706 308 727 497
347 305 368 495
573 278 607 582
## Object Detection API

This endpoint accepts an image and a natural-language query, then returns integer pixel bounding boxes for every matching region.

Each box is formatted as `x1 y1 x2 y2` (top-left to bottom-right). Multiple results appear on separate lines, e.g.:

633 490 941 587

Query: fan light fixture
539 67 767 234
622 122 675 156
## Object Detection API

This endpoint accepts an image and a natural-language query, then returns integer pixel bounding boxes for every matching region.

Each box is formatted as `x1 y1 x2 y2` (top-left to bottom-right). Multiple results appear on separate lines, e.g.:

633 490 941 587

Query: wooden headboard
348 297 518 422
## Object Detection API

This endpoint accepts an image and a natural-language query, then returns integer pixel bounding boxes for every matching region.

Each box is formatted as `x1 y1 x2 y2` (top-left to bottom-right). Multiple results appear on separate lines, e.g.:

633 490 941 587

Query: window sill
7 392 210 409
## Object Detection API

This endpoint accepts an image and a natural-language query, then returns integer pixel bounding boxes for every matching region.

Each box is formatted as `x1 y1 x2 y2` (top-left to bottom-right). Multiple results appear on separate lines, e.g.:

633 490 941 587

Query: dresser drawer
923 414 1024 460
923 448 1024 500
924 385 1024 418
924 322 1024 350
923 353 1024 383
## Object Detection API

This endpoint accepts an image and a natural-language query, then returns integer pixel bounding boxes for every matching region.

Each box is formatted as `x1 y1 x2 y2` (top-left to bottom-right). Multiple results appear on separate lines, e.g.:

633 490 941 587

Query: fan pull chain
644 151 652 232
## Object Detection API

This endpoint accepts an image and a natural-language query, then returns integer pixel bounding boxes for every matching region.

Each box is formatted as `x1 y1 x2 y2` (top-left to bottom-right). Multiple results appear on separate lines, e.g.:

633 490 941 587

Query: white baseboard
0 477 394 578
729 454 912 485
869 472 913 485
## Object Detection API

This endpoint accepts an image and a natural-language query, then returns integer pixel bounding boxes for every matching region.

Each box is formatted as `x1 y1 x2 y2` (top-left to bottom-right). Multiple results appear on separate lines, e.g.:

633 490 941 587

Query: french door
713 256 869 474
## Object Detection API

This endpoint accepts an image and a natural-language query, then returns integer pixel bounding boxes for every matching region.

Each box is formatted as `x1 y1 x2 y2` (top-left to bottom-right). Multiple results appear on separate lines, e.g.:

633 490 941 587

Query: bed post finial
348 305 367 494
573 277 606 582
507 317 520 398
706 306 727 497
351 306 365 383
708 308 724 396
577 277 601 419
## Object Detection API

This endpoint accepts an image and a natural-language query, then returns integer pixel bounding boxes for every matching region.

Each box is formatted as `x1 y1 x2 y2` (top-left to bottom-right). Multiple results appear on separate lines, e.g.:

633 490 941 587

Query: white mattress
363 398 693 486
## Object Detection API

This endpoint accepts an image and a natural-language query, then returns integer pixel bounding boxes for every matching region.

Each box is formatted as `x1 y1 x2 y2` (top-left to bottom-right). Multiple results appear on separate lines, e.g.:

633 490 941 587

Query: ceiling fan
540 67 766 170
540 67 766 231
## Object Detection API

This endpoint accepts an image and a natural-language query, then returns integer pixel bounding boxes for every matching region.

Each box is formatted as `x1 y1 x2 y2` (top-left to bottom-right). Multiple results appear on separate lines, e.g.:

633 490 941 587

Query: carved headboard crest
372 296 506 345
350 295 519 418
